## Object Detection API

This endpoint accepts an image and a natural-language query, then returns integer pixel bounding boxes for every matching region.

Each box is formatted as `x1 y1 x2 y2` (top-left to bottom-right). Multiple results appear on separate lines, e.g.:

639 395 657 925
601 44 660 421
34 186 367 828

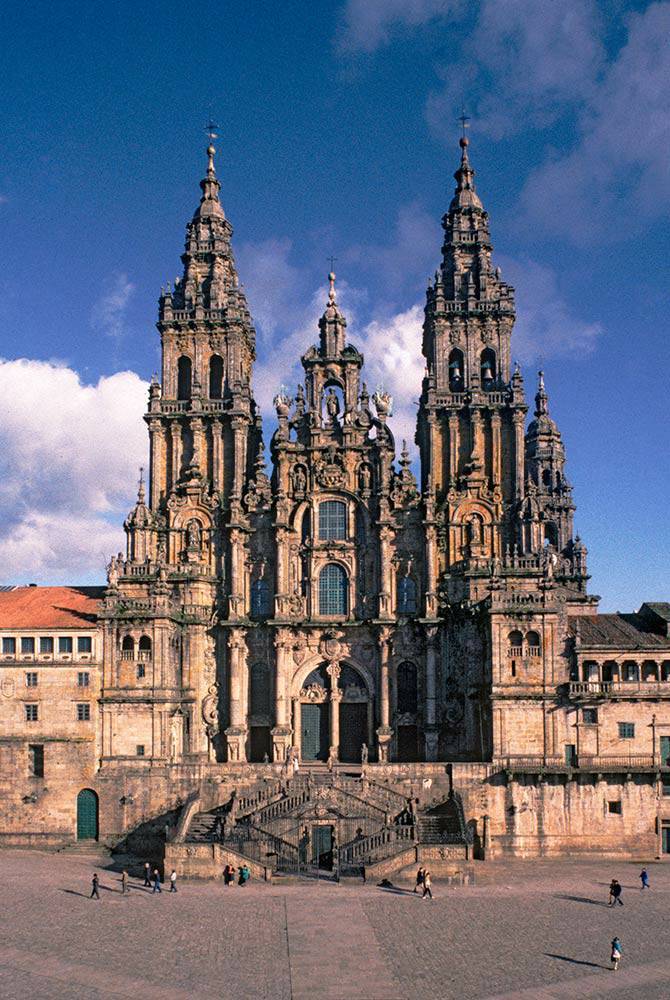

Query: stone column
490 411 502 487
148 419 164 510
231 417 247 499
190 417 204 473
225 627 248 762
376 627 393 762
271 628 293 762
229 529 246 618
448 414 459 483
212 420 224 492
470 408 484 468
378 527 393 619
513 411 525 499
424 627 439 761
170 422 182 488
425 524 438 618
327 662 342 762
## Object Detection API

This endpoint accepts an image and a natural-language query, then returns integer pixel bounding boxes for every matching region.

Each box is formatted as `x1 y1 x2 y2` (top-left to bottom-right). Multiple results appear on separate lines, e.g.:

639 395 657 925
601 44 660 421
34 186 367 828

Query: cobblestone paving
2 851 670 999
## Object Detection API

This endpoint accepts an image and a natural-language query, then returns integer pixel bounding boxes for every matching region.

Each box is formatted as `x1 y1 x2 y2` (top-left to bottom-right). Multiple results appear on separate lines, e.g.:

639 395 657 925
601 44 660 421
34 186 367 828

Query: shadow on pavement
554 894 605 906
544 953 610 970
61 889 89 898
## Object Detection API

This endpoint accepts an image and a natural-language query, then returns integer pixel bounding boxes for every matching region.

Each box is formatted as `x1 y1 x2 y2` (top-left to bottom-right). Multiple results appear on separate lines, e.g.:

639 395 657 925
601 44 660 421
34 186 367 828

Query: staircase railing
338 824 415 867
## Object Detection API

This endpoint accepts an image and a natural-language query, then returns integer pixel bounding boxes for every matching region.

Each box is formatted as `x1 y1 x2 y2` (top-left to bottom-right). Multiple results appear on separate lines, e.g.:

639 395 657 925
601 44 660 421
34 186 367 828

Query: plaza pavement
1 850 670 999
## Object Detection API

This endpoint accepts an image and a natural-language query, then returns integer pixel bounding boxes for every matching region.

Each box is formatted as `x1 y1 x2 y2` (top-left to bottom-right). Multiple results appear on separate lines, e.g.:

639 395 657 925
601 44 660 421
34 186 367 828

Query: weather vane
458 108 470 139
205 120 219 142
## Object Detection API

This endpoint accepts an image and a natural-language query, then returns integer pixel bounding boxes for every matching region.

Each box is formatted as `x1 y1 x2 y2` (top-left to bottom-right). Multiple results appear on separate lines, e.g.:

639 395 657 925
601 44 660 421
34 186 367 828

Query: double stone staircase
182 770 470 878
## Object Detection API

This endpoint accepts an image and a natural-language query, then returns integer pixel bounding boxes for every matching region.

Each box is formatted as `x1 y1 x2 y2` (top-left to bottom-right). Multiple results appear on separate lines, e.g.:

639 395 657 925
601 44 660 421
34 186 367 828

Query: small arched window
250 663 271 716
319 563 348 616
177 356 192 400
209 355 224 399
319 500 347 540
526 631 541 656
251 579 271 618
448 348 464 389
138 636 152 660
481 348 496 386
397 576 417 615
543 522 559 547
397 661 418 714
508 630 523 654
121 635 134 660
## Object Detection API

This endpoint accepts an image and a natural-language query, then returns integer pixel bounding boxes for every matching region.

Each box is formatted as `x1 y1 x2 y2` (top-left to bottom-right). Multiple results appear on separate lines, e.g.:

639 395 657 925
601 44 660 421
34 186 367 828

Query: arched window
319 500 347 540
622 661 639 683
138 636 152 660
251 579 271 618
209 354 223 399
543 522 558 547
250 663 271 716
397 661 418 714
121 636 134 659
448 348 464 389
319 564 348 616
508 631 523 656
526 631 541 656
542 469 552 488
397 576 417 615
177 356 192 400
481 348 496 386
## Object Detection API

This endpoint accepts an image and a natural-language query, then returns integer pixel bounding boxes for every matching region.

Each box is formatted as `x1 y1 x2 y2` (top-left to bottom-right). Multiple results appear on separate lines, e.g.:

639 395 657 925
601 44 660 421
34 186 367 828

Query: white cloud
519 3 670 240
0 359 148 583
336 0 462 54
426 0 603 141
357 305 425 452
500 256 603 362
90 271 135 339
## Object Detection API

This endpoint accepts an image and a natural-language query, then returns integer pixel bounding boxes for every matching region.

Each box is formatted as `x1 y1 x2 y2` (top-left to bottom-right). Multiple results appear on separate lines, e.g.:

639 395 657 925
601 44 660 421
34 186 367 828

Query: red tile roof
0 586 104 629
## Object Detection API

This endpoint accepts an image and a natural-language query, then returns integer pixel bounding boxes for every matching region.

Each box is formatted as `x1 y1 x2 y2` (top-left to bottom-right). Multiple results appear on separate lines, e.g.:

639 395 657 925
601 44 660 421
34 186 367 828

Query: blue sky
0 0 667 610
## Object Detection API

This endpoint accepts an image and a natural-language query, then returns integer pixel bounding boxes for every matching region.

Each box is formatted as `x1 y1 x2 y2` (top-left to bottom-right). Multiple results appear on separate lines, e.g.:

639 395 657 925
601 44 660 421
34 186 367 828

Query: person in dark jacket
414 867 425 893
609 880 623 906
143 862 152 887
90 873 100 899
640 868 650 889
611 936 622 971
152 868 162 893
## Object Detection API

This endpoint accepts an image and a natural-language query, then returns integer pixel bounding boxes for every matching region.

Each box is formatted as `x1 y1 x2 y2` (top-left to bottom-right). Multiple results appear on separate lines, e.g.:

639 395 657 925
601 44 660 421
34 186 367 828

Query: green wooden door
339 703 367 762
301 703 328 761
660 737 670 766
76 789 98 840
312 824 333 869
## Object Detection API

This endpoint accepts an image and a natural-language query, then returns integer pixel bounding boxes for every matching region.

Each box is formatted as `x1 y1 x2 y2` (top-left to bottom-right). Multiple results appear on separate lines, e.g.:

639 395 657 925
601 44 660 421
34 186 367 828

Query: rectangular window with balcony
21 637 35 654
608 800 622 814
77 672 90 688
77 636 92 654
76 703 91 722
58 636 73 654
25 704 38 722
583 708 598 725
2 637 16 655
619 722 635 739
39 636 53 654
25 672 38 688
136 745 145 756
29 744 44 777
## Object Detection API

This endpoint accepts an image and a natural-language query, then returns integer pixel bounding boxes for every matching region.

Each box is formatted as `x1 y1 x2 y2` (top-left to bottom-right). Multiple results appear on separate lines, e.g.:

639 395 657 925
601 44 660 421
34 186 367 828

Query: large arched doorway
76 788 99 841
296 662 371 763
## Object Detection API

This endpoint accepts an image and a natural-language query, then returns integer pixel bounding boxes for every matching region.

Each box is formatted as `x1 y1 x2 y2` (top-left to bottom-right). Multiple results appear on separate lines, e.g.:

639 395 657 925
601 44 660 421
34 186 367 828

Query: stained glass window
319 563 347 616
319 501 346 540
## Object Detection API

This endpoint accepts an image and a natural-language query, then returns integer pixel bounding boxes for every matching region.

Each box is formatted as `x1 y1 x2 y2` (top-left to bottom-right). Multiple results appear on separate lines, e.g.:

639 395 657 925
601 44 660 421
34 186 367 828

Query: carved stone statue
361 742 369 765
186 518 202 551
292 466 307 495
325 388 340 421
201 683 219 739
467 514 483 544
359 464 371 492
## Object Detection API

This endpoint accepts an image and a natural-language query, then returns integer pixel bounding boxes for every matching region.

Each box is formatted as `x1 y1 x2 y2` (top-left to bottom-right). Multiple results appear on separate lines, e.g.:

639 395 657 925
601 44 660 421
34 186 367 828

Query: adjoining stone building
1 137 669 866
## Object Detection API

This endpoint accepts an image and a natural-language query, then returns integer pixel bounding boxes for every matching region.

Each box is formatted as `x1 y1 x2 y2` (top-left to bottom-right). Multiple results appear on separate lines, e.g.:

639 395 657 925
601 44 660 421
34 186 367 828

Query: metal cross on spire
204 120 219 142
458 108 470 139
327 255 337 272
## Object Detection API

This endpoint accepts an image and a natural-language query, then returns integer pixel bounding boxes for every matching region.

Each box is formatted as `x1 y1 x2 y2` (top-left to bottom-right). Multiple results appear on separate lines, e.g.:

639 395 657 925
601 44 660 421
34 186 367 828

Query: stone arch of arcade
291 658 375 764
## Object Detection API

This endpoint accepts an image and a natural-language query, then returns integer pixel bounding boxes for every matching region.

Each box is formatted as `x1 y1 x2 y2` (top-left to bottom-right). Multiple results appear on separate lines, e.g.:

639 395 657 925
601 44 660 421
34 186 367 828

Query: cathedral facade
1 137 669 861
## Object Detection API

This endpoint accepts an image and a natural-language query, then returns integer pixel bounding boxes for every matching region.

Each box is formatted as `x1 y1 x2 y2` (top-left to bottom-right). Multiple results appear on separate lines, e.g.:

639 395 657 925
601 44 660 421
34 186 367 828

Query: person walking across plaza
609 879 623 906
143 862 152 887
640 868 650 890
152 868 162 893
121 869 129 895
169 869 178 892
414 867 425 893
90 873 100 900
422 871 433 900
611 936 622 971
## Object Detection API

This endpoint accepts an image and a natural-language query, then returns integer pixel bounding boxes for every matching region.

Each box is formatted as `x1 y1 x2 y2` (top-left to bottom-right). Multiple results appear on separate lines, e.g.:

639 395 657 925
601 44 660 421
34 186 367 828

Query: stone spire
318 270 347 357
157 142 255 347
